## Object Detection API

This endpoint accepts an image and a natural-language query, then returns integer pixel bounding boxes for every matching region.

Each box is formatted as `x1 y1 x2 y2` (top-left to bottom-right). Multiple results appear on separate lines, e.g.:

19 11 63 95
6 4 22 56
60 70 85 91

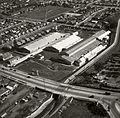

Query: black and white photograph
0 0 120 118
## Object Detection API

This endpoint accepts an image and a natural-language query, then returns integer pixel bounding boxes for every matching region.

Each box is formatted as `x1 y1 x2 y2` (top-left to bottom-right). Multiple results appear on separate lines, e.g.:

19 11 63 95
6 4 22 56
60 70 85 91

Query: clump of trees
87 102 109 117
94 63 104 72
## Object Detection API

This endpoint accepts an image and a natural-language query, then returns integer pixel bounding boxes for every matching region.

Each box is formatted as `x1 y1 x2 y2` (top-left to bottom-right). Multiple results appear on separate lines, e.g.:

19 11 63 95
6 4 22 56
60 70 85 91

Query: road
0 3 119 118
0 19 120 118
65 18 120 84
26 96 54 118
110 101 120 118
0 16 120 118
0 65 120 118
0 65 120 100
74 7 108 27
99 99 120 118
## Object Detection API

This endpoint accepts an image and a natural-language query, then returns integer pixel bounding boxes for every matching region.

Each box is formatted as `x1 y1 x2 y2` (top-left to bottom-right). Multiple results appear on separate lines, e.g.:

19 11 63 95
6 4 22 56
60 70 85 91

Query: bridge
0 19 120 118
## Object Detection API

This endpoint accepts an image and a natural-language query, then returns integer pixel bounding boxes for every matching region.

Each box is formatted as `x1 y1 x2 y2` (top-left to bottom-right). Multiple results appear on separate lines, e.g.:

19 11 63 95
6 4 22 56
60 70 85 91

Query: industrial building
19 32 66 53
64 36 100 57
7 30 110 67
92 30 111 40
43 30 111 66
61 30 111 66
44 32 83 53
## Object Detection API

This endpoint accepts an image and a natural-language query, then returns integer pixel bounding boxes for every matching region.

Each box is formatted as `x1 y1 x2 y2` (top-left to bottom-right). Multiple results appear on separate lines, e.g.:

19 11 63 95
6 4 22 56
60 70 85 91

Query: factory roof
93 30 111 39
20 32 65 53
69 39 101 59
65 36 95 56
51 34 83 52
65 30 110 57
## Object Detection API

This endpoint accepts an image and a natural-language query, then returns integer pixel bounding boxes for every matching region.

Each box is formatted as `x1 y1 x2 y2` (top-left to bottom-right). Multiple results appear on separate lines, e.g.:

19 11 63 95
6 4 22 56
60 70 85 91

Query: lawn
19 6 71 21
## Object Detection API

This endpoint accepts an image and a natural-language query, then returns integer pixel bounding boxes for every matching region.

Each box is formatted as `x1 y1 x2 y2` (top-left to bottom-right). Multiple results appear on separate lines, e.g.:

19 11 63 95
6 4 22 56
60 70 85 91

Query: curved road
0 19 120 118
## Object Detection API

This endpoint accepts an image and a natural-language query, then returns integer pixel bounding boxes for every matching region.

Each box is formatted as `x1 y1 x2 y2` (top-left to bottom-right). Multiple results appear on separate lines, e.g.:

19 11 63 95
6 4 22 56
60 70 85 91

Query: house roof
0 52 13 61
0 87 8 96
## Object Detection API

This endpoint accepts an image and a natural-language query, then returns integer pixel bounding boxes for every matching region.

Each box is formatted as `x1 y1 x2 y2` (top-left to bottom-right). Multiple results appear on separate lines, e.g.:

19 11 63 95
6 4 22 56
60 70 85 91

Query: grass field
16 60 74 82
52 99 110 118
19 6 71 21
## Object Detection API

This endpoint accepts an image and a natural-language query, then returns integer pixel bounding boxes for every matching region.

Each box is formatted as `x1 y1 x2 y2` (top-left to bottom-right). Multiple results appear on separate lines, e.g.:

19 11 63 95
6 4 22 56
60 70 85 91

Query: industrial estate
0 0 120 118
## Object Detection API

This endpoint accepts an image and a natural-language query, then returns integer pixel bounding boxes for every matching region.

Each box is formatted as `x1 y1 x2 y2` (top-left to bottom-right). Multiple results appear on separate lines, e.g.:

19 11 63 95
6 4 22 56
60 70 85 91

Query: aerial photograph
0 0 120 118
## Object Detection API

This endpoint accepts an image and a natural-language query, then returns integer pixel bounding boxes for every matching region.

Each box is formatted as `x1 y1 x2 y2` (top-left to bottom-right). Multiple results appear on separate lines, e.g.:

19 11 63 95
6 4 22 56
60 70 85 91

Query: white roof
52 34 82 52
21 32 65 53
98 31 111 39
93 30 111 40
84 44 106 60
65 12 82 16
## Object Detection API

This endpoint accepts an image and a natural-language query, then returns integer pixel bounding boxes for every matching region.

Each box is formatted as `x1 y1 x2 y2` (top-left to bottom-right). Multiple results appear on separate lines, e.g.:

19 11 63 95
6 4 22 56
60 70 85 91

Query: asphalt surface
0 13 120 118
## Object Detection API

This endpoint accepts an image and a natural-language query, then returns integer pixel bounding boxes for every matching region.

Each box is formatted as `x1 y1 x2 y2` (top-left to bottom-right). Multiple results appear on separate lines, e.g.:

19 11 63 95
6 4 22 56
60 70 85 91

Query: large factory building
44 32 83 53
43 30 111 66
19 32 66 53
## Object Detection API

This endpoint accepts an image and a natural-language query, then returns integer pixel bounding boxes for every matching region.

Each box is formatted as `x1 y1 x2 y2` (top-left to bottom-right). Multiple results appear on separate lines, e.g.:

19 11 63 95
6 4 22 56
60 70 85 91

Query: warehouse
64 36 98 57
19 32 66 53
61 38 101 65
60 30 111 66
42 30 110 66
63 30 111 57
62 43 107 66
93 30 111 40
44 32 83 53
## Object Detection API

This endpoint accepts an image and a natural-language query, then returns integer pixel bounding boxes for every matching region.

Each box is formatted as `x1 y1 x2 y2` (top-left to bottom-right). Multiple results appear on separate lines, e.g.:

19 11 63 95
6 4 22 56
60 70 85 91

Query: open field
18 6 71 21
16 59 74 82
51 99 110 118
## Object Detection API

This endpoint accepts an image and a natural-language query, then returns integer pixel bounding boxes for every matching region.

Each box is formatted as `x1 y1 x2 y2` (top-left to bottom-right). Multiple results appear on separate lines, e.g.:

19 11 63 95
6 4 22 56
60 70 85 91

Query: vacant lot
16 60 74 82
19 6 71 21
52 99 110 118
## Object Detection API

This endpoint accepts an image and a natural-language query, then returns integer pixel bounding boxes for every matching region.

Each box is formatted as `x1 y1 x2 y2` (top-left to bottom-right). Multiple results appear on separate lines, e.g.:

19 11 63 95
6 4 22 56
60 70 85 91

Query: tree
94 63 103 72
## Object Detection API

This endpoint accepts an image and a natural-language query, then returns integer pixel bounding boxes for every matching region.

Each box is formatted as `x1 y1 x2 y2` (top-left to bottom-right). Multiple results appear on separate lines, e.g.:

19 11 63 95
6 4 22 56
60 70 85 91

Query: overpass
0 64 120 118
0 65 120 100
0 19 120 118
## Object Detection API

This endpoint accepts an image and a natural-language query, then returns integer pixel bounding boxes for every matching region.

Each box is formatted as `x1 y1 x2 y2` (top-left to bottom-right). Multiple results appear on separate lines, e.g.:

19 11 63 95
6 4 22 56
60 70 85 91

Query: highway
99 99 120 118
0 65 120 100
110 101 120 118
0 15 120 118
0 19 120 118
65 18 120 84
0 64 120 118
0 2 119 118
